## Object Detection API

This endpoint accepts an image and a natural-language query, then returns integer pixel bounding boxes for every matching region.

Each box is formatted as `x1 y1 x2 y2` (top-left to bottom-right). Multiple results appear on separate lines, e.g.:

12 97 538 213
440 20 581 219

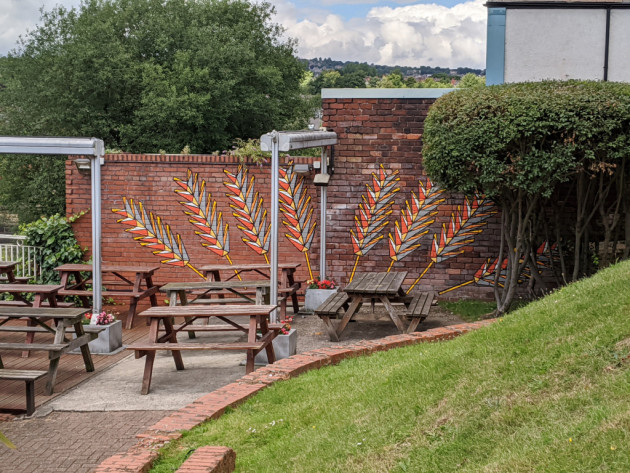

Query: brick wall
66 90 501 298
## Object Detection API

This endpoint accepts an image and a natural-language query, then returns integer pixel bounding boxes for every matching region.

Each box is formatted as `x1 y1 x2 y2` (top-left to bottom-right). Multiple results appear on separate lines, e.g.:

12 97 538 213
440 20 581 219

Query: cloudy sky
0 0 487 69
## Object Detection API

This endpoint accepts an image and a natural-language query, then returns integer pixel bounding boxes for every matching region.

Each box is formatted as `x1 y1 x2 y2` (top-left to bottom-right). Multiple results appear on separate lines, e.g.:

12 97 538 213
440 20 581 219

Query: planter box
72 320 123 354
304 288 338 312
255 328 297 364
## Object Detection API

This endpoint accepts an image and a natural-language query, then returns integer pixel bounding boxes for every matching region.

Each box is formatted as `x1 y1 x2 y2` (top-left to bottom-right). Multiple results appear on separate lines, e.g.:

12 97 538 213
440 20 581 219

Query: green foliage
0 0 310 152
150 260 630 472
457 73 485 89
0 155 66 224
20 213 86 284
423 81 630 313
423 81 630 199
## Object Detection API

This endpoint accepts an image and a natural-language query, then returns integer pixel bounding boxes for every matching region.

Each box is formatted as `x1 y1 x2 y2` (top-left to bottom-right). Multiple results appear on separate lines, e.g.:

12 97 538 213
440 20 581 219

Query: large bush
423 81 630 313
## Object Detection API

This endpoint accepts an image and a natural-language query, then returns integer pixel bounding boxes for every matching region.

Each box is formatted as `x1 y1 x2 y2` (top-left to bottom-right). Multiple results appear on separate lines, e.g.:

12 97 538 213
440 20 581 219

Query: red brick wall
66 96 501 299
321 96 500 297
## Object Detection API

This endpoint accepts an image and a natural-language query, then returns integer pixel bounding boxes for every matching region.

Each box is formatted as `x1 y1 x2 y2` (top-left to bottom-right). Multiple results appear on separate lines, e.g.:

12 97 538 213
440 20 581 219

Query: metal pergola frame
0 136 104 321
260 130 337 322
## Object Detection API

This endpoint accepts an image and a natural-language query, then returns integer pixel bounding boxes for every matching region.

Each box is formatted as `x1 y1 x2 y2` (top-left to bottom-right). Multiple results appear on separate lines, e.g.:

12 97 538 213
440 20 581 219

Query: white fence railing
0 234 42 279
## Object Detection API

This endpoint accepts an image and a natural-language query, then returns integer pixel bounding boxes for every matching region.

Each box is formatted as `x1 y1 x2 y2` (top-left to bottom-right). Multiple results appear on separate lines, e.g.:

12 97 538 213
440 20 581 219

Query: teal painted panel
486 8 506 85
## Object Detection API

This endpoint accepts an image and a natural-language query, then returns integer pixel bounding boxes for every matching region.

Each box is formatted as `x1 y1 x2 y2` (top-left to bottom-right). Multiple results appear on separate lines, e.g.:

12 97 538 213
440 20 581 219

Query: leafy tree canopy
0 0 310 153
423 81 630 199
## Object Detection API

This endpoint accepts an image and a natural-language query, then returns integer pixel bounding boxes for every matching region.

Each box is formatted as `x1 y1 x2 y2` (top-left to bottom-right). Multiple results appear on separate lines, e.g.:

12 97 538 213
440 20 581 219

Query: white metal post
90 141 104 321
319 148 328 280
269 131 280 323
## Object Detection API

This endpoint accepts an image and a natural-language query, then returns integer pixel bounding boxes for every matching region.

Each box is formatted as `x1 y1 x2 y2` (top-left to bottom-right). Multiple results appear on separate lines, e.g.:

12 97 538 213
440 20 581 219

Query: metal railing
0 234 42 279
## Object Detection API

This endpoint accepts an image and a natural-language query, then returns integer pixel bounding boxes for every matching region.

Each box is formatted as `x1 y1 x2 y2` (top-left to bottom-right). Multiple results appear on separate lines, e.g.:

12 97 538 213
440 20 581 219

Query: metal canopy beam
260 131 337 152
260 130 338 322
0 136 105 322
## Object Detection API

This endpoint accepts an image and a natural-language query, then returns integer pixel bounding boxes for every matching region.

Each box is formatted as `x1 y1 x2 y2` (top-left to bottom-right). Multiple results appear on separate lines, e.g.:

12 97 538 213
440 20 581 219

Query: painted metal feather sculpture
407 194 495 293
349 165 401 281
224 165 270 263
112 197 203 277
279 163 317 280
387 177 444 271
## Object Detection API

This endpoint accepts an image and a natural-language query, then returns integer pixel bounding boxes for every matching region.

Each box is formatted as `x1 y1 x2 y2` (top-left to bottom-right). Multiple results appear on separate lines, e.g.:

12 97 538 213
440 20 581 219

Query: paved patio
0 308 463 472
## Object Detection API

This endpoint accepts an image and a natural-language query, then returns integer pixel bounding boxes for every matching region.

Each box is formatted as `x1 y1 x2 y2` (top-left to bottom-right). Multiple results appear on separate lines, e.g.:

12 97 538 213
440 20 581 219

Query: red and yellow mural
108 162 557 297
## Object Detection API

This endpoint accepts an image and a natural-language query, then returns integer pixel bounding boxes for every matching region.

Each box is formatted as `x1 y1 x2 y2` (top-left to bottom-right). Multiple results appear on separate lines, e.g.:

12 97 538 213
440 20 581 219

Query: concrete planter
255 328 297 364
304 288 337 312
73 320 123 354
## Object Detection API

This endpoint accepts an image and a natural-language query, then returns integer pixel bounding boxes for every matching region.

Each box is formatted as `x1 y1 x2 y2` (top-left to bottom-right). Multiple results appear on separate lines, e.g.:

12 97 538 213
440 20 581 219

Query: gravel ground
292 303 464 352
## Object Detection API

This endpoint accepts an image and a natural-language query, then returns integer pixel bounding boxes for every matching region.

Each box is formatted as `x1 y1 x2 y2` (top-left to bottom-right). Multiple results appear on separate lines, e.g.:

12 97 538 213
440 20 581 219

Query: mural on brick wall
439 241 559 295
387 177 444 271
278 164 317 280
110 162 558 294
223 165 271 263
112 197 204 277
349 164 401 282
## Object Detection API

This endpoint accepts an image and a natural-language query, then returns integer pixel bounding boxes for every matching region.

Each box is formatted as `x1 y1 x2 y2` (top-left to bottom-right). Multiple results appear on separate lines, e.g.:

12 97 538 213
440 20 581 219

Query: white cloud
0 0 79 55
276 0 487 69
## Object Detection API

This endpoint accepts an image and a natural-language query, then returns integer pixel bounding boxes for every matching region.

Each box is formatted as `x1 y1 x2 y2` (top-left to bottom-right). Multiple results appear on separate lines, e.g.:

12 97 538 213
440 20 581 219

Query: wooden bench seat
58 289 149 298
0 276 30 283
159 322 285 333
128 341 265 357
0 369 47 415
314 292 350 317
405 291 435 333
0 300 76 308
0 342 69 353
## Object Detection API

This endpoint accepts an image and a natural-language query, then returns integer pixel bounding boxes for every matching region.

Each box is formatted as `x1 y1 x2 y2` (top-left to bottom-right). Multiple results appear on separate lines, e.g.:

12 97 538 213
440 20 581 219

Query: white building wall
608 10 630 82
504 9 608 82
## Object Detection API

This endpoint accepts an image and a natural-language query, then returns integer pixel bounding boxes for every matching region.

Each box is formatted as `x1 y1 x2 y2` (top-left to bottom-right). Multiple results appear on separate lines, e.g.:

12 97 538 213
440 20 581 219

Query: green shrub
423 81 630 314
20 213 86 284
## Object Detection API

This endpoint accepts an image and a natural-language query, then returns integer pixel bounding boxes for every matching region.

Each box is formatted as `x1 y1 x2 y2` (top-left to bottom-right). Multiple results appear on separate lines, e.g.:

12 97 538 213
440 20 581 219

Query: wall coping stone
321 88 456 99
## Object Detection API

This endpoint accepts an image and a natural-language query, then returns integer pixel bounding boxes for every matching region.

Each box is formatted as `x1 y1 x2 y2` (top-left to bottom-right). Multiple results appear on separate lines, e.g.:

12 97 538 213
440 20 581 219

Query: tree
0 0 312 222
457 73 485 89
423 81 630 314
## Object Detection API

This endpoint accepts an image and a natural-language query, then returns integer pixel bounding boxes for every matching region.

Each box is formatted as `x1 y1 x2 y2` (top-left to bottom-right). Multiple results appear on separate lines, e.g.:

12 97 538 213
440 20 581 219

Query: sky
0 0 487 69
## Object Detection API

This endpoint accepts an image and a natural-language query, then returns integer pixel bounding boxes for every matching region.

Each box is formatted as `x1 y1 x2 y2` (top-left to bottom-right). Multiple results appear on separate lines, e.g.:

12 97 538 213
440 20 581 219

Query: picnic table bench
0 369 47 415
55 264 160 329
315 272 435 341
200 263 301 317
126 305 278 394
0 261 29 284
0 307 95 396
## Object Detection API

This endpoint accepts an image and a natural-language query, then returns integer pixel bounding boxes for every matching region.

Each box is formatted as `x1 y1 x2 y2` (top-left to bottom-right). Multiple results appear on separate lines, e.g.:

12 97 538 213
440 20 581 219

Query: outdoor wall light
293 163 312 173
73 157 91 174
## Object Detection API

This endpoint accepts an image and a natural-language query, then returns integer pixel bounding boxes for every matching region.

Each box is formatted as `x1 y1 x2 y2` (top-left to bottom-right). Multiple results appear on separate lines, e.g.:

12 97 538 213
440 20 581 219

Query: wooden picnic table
317 272 433 341
0 261 29 284
55 264 160 329
0 284 63 308
161 280 271 306
127 304 278 394
0 307 95 395
199 263 301 318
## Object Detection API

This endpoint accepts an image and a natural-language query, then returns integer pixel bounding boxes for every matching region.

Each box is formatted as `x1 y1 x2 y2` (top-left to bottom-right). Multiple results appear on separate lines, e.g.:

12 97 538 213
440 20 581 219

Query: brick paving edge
92 319 497 473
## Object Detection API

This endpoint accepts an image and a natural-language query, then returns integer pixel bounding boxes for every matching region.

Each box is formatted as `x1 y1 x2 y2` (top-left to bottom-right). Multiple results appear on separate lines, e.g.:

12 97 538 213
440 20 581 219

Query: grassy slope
151 261 630 472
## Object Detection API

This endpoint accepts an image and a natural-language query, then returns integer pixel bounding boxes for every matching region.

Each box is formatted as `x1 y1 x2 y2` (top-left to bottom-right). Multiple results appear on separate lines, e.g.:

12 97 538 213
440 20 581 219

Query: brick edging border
94 319 497 473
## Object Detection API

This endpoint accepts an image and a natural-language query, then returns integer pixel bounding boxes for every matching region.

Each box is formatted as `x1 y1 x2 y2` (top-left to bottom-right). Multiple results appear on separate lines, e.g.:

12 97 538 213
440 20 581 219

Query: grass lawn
438 299 496 321
151 261 630 472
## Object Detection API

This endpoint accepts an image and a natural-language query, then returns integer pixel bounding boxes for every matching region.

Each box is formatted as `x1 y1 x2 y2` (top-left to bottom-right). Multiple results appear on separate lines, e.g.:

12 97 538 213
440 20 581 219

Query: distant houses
486 0 630 84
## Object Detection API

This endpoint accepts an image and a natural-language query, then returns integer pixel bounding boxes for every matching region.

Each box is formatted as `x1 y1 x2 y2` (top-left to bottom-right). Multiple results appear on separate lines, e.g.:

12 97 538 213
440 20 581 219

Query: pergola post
260 131 337 323
0 136 105 322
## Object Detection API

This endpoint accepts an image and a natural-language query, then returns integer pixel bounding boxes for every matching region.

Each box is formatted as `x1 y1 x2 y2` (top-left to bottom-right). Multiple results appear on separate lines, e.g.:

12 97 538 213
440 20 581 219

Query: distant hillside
302 57 484 77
